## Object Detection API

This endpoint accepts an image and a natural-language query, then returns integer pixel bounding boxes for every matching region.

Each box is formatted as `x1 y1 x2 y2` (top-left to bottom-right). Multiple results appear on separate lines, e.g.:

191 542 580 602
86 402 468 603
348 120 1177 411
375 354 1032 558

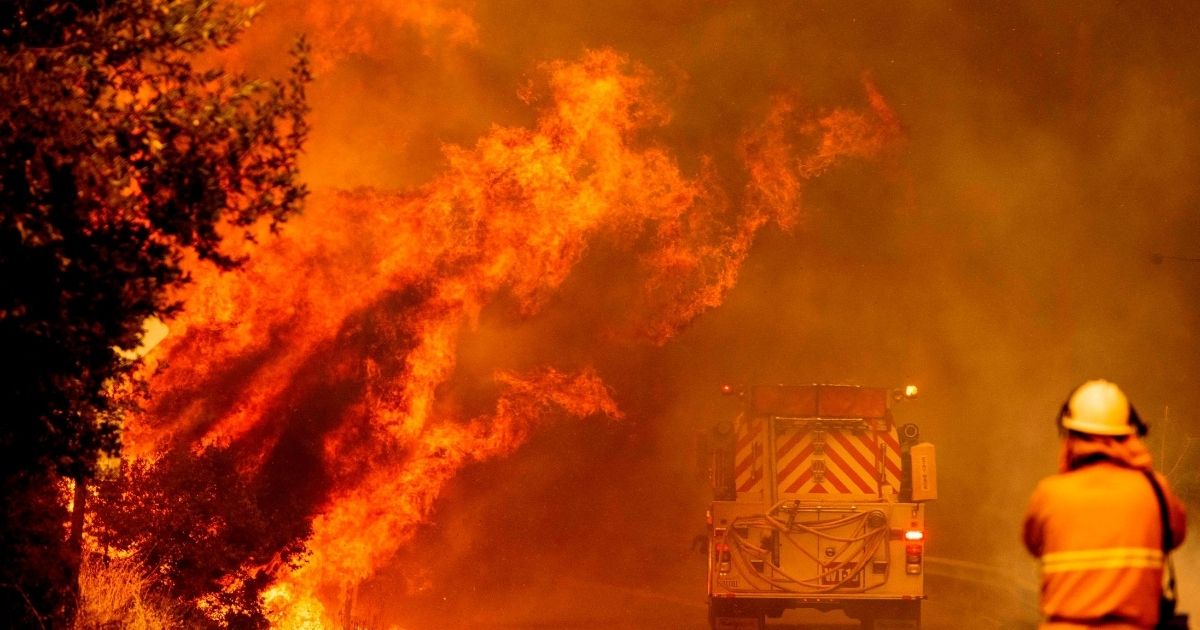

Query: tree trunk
66 474 87 622
69 475 86 564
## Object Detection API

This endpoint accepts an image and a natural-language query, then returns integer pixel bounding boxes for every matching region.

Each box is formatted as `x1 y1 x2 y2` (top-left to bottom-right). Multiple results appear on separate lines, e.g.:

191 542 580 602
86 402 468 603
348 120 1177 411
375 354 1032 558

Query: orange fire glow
296 0 479 70
123 44 901 625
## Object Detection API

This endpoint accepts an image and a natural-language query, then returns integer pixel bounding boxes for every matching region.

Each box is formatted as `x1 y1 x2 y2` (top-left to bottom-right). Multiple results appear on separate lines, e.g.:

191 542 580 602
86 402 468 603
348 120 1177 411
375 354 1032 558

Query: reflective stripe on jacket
1023 435 1186 629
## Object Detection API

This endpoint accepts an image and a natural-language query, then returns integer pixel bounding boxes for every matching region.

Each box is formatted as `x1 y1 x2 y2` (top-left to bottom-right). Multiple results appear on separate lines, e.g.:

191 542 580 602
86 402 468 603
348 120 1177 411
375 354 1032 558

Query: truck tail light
904 529 924 541
715 541 732 574
905 538 923 575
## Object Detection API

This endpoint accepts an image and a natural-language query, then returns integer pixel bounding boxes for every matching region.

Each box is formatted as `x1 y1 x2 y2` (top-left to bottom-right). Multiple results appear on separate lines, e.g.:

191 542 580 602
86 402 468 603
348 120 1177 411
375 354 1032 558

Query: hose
719 508 891 594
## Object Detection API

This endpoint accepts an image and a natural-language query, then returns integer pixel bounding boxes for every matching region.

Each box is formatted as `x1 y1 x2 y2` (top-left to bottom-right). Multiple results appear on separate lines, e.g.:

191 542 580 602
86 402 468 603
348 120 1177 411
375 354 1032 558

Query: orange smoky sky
125 1 1200 627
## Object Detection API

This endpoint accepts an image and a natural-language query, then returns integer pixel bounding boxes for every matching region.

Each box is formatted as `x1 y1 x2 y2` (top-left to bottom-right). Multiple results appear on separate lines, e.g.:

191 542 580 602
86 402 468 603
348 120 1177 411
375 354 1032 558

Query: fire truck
702 383 937 630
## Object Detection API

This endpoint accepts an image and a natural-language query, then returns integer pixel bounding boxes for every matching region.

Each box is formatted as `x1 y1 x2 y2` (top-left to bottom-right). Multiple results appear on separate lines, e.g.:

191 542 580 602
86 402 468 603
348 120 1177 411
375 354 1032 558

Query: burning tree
0 1 308 625
96 42 902 626
0 0 904 623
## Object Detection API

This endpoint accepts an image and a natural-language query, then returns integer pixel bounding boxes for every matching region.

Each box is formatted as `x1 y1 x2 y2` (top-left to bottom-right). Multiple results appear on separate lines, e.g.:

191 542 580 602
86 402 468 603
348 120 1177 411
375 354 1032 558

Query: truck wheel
859 601 920 630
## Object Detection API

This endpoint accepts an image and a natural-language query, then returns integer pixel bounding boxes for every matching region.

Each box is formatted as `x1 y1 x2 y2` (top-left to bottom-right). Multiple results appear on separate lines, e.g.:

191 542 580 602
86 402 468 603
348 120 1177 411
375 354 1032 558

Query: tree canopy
91 448 311 628
0 1 308 624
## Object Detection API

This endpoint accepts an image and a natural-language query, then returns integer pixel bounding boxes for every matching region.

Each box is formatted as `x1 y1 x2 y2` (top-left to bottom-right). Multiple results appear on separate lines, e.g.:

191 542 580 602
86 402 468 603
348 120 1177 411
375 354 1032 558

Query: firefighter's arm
1161 474 1188 550
1022 482 1047 557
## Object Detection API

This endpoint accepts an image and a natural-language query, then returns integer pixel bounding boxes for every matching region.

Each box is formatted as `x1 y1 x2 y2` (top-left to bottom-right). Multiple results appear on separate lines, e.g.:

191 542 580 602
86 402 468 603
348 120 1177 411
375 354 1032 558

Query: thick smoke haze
130 1 1200 627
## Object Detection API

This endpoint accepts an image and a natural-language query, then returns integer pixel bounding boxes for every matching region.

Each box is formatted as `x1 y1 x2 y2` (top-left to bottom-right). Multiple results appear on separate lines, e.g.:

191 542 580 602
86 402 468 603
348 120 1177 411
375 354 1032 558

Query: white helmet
1059 379 1137 436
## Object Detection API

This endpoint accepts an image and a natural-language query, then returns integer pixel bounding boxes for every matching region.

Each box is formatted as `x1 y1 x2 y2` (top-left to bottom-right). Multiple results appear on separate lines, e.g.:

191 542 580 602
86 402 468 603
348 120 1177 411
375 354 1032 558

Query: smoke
123 0 1200 626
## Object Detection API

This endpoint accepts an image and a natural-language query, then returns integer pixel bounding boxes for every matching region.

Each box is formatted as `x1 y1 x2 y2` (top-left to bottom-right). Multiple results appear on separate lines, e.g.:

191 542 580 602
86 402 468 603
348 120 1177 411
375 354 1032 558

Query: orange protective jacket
1023 435 1187 629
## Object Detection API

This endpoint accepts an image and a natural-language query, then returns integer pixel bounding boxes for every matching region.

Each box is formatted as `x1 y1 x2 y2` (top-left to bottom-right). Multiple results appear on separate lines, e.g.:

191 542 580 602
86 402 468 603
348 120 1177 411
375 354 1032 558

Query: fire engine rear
702 384 937 630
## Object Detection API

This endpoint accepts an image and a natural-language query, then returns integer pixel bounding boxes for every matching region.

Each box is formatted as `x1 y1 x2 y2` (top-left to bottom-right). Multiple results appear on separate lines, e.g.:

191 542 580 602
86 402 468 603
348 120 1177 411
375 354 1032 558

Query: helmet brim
1061 417 1136 436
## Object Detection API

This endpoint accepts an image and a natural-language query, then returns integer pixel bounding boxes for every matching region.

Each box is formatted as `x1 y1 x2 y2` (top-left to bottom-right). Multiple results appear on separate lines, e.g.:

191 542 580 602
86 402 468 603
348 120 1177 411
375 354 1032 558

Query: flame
123 45 902 625
219 0 479 75
266 368 620 626
297 0 479 70
742 75 903 231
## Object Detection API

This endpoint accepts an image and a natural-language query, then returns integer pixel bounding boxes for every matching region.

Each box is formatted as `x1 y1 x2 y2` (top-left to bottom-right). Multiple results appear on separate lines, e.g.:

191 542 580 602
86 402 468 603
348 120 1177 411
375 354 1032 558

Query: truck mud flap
856 600 921 630
709 600 764 630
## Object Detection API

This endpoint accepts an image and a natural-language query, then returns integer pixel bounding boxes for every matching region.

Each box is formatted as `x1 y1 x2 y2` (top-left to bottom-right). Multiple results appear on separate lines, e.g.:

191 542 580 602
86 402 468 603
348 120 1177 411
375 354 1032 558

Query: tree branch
0 583 48 630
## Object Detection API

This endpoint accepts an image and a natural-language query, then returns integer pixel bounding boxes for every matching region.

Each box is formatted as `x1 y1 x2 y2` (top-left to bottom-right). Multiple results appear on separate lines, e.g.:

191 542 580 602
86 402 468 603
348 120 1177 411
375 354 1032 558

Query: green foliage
0 0 309 624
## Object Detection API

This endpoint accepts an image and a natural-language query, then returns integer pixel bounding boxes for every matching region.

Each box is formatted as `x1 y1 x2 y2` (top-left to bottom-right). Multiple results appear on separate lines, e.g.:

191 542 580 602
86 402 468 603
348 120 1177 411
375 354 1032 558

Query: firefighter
1023 379 1187 629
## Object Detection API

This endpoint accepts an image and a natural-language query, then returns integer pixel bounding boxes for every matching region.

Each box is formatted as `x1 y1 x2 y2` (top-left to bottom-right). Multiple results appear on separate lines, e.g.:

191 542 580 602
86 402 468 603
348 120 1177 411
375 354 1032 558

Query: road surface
379 555 1041 629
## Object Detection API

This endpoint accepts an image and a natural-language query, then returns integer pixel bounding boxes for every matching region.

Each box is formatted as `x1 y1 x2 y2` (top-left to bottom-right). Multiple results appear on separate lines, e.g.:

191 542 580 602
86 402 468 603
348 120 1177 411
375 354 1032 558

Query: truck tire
858 600 920 630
